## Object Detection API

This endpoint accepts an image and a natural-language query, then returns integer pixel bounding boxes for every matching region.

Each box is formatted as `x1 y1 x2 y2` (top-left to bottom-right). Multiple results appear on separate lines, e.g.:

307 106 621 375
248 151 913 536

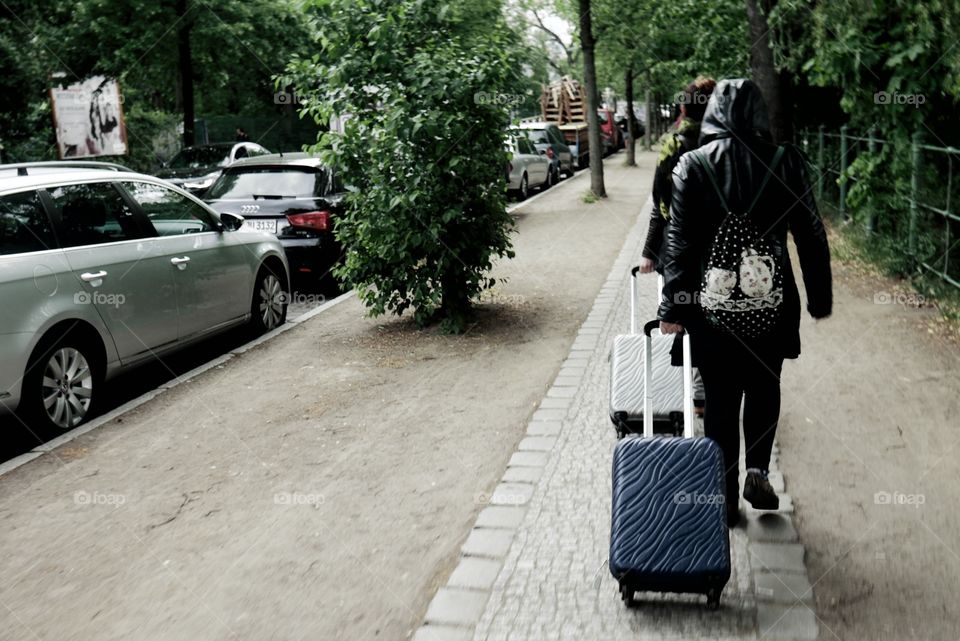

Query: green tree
287 0 522 333
0 0 312 165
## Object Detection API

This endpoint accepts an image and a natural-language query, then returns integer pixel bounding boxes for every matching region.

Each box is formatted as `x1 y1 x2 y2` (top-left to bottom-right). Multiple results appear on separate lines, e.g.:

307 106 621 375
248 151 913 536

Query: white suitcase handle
642 320 694 439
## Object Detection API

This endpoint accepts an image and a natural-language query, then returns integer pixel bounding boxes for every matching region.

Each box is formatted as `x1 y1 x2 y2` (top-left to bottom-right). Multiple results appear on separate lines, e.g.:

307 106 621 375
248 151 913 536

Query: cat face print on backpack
703 267 737 301
739 248 776 298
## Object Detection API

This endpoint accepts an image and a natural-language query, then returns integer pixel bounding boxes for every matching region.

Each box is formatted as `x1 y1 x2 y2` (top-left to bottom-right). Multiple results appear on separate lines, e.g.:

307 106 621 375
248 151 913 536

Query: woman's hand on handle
638 257 655 274
659 321 684 334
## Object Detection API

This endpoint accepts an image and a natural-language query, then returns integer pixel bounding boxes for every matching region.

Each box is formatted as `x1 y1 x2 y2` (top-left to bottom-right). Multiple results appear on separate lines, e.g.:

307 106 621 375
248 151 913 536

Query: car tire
21 332 100 433
250 263 288 334
519 174 529 200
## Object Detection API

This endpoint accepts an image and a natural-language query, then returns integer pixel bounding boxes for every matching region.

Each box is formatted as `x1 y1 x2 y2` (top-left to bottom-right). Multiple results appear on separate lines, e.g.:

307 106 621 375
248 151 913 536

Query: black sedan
157 142 270 194
203 153 345 286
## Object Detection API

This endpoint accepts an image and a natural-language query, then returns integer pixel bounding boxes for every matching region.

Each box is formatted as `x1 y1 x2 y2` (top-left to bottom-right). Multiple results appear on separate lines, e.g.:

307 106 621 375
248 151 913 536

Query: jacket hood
700 79 771 144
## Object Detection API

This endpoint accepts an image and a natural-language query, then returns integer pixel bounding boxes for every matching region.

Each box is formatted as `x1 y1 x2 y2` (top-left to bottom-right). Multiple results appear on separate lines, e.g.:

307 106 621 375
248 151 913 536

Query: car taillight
286 210 331 231
545 147 555 159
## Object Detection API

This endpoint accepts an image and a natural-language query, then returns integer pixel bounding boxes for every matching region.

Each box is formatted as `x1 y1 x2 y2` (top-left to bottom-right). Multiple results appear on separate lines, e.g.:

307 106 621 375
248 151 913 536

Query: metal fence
799 126 960 290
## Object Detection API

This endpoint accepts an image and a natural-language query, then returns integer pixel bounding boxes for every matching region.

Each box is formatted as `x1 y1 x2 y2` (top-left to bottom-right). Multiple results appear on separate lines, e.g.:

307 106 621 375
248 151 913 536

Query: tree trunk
625 66 637 167
177 0 195 147
643 88 651 150
745 0 791 143
578 0 605 198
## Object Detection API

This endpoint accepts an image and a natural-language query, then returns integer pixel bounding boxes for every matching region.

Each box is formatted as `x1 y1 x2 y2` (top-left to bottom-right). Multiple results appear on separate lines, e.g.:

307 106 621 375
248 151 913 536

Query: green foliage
0 0 313 163
595 0 748 98
286 0 521 333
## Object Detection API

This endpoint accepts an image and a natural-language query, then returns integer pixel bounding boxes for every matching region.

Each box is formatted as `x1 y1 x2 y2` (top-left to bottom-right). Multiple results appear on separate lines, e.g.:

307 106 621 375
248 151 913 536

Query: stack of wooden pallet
540 76 586 124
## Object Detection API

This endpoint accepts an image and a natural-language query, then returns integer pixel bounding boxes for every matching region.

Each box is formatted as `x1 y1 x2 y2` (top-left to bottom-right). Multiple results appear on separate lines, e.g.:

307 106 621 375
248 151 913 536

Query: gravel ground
0 153 651 641
778 255 960 640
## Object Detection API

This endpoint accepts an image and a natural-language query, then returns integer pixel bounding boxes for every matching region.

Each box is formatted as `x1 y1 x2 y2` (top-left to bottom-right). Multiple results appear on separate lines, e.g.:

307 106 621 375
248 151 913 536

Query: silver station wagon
0 166 290 432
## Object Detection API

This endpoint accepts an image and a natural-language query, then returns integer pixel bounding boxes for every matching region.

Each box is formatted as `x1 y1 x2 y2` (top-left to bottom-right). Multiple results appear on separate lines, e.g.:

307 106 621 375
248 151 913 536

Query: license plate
248 219 277 234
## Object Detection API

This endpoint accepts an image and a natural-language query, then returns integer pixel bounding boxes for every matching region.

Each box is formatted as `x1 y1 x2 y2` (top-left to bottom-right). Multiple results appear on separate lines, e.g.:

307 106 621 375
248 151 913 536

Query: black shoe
743 471 779 510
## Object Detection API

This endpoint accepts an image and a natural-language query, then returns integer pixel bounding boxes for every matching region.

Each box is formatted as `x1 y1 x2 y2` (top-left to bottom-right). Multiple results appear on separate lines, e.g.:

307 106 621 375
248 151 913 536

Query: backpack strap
693 146 785 215
692 151 730 213
747 146 785 214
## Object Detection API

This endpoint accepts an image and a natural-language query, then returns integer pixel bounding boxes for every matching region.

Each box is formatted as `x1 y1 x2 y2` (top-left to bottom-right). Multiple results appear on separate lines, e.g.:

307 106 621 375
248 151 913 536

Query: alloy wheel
41 347 93 429
258 273 285 330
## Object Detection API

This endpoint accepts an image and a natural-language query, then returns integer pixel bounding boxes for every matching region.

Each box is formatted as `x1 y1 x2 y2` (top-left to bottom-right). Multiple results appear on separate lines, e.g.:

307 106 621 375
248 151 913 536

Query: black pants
697 344 784 501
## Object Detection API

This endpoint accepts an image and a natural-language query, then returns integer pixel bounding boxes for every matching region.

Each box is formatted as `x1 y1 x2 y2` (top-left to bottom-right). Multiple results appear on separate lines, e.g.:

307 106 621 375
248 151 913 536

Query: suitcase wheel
706 588 721 610
619 583 637 608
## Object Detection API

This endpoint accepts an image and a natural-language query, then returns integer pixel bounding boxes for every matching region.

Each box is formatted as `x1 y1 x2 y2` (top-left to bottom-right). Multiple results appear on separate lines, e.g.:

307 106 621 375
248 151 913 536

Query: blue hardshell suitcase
609 322 730 609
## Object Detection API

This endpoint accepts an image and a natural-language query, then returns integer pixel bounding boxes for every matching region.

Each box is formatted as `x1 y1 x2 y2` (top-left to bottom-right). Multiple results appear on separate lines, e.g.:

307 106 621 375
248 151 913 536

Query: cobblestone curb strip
414 198 819 641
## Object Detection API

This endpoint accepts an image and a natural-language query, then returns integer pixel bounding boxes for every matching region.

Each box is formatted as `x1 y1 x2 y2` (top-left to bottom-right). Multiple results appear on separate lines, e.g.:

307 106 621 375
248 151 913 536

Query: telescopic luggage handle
629 266 640 335
642 320 695 439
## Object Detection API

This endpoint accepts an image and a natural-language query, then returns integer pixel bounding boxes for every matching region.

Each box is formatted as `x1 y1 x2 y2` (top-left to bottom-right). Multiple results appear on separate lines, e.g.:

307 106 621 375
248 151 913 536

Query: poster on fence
50 75 127 159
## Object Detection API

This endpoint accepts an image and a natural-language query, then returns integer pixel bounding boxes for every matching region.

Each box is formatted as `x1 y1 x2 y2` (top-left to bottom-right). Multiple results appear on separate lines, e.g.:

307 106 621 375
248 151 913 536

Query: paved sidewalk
416 194 816 641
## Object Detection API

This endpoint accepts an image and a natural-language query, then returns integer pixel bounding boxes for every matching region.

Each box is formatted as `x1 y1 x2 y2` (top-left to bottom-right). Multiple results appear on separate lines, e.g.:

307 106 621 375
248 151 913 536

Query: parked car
597 108 623 155
518 121 575 178
506 133 551 200
203 153 345 285
0 166 289 432
615 115 644 145
0 161 132 178
156 142 271 194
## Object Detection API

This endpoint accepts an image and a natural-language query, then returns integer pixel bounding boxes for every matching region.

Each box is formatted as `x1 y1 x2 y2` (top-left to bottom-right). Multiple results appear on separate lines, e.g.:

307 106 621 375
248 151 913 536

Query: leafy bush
288 0 522 333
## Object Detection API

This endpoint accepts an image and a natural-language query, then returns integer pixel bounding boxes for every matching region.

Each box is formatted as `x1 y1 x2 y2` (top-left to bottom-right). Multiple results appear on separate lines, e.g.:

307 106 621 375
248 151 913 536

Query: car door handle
170 256 191 270
80 271 108 283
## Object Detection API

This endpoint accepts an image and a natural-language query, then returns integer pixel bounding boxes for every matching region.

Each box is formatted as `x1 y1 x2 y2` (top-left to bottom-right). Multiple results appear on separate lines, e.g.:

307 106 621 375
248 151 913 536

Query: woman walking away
657 79 832 527
639 76 716 414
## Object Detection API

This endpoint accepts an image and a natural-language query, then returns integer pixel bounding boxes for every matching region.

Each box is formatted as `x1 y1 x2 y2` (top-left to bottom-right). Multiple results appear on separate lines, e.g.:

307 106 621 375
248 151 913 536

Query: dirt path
0 153 654 641
779 251 960 640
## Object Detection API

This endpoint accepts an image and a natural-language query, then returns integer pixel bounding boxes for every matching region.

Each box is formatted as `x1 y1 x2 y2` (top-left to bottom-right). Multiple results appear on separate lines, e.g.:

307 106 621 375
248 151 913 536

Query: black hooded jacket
657 79 832 361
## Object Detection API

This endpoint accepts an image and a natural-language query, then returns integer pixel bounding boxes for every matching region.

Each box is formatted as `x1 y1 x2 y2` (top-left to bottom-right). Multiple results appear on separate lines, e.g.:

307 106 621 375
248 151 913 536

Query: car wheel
250 263 288 334
519 174 529 200
22 334 99 432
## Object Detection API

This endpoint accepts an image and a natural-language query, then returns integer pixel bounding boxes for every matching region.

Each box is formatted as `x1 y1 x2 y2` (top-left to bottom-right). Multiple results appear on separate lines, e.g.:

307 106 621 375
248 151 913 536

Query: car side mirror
219 211 244 232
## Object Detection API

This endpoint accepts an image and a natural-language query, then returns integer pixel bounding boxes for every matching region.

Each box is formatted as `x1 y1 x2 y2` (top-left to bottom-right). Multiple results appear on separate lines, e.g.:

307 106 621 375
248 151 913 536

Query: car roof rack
0 161 133 176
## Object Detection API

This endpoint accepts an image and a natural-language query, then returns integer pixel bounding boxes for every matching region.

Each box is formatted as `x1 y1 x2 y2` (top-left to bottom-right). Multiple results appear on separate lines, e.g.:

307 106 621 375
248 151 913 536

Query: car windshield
168 146 231 169
524 129 549 144
205 167 328 199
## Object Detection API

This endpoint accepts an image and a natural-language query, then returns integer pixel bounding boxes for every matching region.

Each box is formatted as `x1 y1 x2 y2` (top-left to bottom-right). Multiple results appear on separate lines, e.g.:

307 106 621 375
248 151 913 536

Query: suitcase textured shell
609 436 731 596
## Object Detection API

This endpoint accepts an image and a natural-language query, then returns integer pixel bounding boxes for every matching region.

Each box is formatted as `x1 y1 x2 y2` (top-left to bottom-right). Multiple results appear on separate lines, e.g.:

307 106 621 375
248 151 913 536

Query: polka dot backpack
692 147 785 339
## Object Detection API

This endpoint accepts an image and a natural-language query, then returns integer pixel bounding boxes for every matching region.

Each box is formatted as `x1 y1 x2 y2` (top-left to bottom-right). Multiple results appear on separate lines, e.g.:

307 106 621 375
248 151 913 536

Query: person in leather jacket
640 76 716 414
657 78 832 527
639 76 716 275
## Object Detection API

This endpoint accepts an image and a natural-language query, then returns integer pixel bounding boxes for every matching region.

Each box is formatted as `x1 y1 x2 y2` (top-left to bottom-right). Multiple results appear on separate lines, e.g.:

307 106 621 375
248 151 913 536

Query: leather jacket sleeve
641 206 665 261
784 146 833 319
657 153 703 324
